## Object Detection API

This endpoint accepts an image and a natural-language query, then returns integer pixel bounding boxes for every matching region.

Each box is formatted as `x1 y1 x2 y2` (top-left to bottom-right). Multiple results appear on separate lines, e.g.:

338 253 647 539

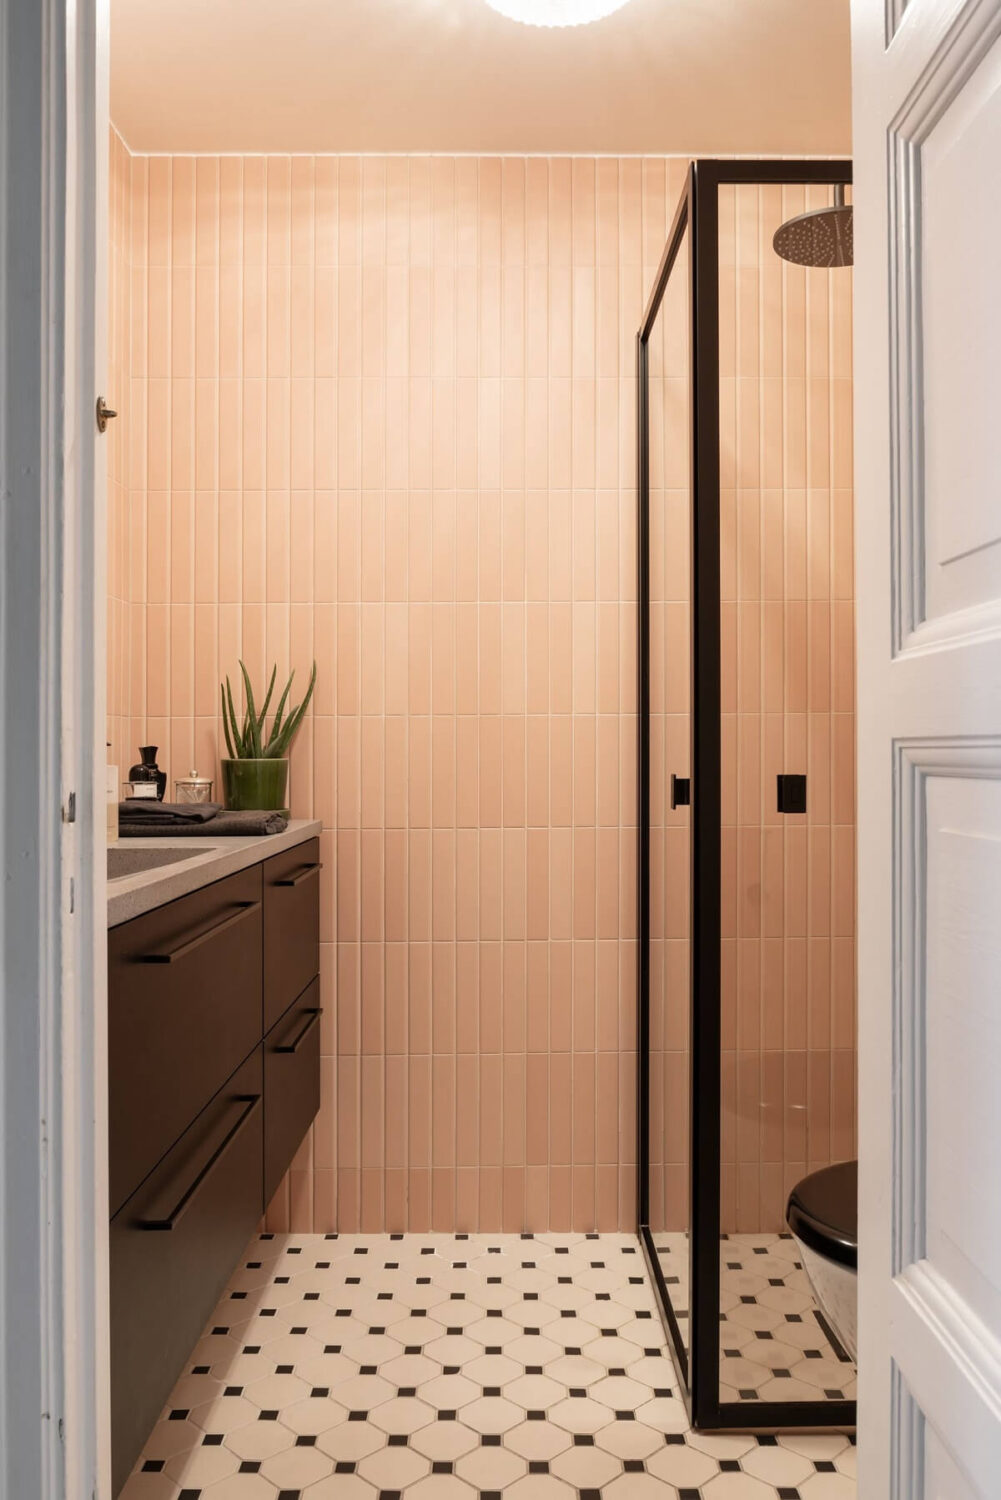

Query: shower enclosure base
653 1231 856 1407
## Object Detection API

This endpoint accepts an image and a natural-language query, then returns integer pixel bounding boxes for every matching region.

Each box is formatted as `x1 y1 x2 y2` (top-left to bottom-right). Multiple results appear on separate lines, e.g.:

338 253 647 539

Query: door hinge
96 396 118 433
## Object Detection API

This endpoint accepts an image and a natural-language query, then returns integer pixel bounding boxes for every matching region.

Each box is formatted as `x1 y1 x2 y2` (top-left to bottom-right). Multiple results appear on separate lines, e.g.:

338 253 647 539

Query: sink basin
107 846 218 880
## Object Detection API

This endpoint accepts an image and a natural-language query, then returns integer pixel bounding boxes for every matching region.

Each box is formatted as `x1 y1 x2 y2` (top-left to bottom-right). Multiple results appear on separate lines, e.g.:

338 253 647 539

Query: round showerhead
773 184 853 268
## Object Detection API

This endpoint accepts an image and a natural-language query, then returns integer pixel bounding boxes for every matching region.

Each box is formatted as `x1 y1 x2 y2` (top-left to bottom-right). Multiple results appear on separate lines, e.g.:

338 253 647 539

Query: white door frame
853 0 1001 1493
0 1 109 1497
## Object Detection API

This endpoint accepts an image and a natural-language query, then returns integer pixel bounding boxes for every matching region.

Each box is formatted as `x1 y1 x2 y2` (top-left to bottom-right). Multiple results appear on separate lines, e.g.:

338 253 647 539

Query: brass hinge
96 396 118 433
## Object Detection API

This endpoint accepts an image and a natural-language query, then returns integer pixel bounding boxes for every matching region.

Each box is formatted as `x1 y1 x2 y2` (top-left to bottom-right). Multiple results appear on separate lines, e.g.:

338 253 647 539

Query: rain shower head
773 183 853 268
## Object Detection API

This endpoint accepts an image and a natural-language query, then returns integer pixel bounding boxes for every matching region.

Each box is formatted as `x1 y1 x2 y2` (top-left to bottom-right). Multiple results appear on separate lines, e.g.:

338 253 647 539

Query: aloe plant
221 660 317 760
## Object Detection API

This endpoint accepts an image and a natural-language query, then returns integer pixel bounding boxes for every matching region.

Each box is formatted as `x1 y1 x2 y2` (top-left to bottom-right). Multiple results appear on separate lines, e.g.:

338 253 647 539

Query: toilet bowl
786 1159 857 1362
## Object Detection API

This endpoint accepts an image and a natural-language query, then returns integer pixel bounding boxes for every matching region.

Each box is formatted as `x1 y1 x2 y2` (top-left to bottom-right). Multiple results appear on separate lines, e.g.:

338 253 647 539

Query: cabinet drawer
264 978 321 1205
110 1047 263 1496
108 865 263 1217
263 838 320 1033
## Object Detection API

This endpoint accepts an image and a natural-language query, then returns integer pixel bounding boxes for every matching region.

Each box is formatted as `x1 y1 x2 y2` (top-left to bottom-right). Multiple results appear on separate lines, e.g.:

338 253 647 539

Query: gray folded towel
119 807 289 837
119 800 221 824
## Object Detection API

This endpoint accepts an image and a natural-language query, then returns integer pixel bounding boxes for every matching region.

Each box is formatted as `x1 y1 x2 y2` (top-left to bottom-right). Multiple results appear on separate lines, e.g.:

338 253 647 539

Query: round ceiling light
484 0 632 26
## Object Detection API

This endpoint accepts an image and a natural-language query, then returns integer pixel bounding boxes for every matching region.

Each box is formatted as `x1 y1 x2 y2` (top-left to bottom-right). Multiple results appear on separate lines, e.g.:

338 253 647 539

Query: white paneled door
852 0 1001 1495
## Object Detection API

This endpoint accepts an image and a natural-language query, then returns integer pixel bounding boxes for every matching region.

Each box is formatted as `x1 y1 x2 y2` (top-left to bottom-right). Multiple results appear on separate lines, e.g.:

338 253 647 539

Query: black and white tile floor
123 1232 856 1499
654 1234 857 1406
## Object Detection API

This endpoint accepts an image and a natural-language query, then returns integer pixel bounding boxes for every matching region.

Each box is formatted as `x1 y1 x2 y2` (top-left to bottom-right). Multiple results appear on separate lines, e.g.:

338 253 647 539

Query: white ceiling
110 0 851 157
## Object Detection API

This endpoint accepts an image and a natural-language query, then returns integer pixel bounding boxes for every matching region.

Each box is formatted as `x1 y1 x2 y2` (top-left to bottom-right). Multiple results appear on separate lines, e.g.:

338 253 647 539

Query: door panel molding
886 0 911 48
890 1364 924 1500
892 736 1001 1278
888 0 1001 652
891 1263 1001 1496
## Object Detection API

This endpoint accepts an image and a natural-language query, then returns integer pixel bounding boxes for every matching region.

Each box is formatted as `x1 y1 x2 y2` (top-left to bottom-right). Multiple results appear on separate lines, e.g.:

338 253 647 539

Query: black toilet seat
787 1160 857 1271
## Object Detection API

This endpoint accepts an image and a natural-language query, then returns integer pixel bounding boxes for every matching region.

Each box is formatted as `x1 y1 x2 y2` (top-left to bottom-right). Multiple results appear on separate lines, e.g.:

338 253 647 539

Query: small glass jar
174 769 214 805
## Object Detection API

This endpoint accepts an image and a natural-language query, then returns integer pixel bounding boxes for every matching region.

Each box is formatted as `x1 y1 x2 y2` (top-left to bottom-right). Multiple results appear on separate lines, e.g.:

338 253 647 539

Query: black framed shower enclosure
636 159 855 1433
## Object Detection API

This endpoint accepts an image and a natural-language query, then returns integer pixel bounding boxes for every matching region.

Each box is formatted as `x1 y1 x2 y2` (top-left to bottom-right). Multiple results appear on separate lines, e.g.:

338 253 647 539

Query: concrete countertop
107 818 323 927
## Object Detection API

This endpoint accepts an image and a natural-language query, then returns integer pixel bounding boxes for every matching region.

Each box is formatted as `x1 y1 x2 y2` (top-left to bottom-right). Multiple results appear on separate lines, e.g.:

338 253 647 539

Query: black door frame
637 158 856 1432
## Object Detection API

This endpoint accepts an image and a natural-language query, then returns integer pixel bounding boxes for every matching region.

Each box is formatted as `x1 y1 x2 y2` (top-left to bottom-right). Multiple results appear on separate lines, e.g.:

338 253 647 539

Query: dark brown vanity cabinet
263 837 320 1030
264 975 321 1203
109 841 321 1496
108 866 264 1219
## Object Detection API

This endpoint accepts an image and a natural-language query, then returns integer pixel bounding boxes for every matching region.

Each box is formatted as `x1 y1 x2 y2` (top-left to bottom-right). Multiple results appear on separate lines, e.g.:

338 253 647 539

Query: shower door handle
670 774 690 809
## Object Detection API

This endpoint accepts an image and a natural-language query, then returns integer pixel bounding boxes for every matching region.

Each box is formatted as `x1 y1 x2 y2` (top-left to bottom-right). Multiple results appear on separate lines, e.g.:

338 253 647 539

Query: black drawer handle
274 1007 323 1054
274 861 323 889
137 900 261 964
139 1093 261 1231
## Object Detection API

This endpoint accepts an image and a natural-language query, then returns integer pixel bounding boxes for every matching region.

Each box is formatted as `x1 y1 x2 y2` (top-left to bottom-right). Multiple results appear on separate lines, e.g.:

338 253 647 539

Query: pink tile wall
646 205 692 1238
107 146 856 1237
717 183 856 1233
109 143 692 1233
718 183 856 1233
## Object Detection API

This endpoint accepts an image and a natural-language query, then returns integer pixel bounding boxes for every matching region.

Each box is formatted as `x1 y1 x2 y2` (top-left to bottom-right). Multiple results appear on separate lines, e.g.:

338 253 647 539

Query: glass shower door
716 177 857 1420
639 171 692 1380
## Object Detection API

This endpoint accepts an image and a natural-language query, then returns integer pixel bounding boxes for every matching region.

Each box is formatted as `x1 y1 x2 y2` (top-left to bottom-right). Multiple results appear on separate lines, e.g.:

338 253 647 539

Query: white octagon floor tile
124 1231 855 1498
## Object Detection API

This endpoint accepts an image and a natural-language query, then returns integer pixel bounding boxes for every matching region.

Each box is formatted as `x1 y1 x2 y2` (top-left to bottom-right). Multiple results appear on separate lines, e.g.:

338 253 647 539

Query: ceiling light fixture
484 0 632 27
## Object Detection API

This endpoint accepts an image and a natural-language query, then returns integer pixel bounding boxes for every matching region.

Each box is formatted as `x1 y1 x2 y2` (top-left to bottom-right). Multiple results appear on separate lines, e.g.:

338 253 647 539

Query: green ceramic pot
221 758 289 812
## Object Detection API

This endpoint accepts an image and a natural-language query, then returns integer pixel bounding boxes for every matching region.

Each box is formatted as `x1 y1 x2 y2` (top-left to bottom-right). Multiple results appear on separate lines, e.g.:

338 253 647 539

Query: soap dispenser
128 745 167 801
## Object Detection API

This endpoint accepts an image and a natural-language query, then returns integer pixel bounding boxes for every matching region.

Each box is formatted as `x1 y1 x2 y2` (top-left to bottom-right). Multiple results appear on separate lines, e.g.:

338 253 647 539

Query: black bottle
128 745 167 801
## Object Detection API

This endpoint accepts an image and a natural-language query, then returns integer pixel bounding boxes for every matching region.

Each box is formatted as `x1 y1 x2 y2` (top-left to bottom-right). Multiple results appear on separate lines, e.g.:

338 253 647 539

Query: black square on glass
777 772 807 813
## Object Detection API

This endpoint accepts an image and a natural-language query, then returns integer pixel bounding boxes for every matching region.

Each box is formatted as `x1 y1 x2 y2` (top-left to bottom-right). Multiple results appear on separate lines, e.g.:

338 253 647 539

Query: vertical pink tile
113 150 853 1235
